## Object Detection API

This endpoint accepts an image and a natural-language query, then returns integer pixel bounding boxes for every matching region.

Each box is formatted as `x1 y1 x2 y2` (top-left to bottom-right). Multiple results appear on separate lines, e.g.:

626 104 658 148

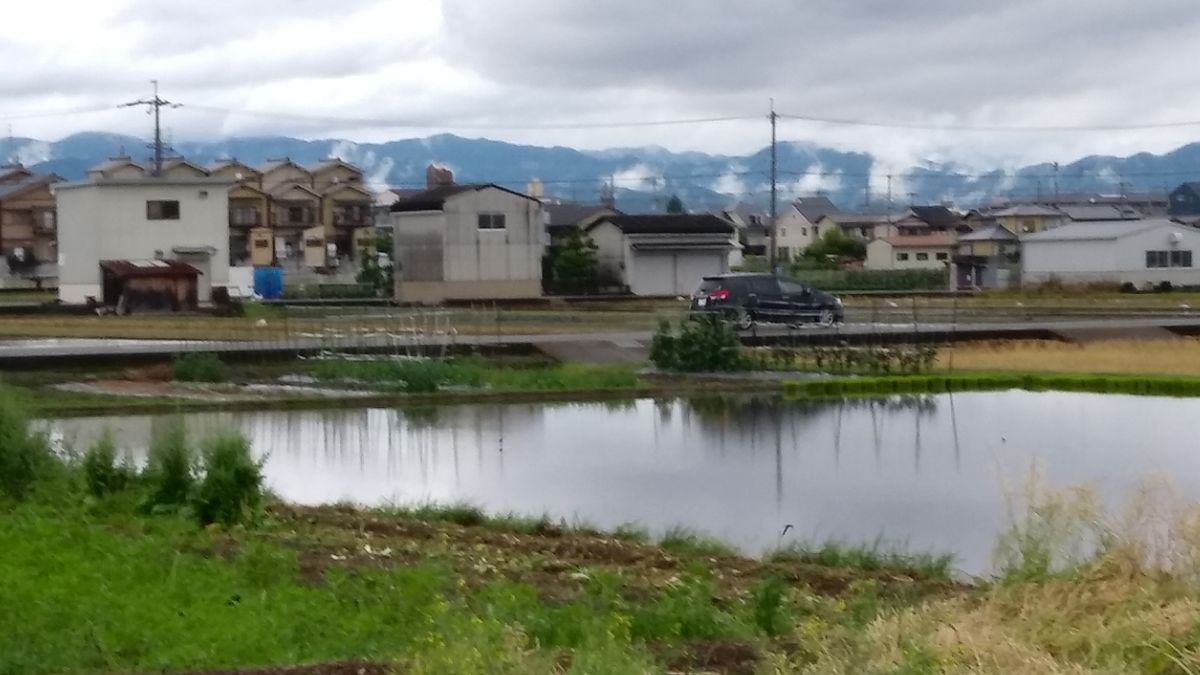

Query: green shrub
172 352 229 383
194 431 264 527
650 315 745 372
144 421 195 510
82 430 133 498
0 392 53 501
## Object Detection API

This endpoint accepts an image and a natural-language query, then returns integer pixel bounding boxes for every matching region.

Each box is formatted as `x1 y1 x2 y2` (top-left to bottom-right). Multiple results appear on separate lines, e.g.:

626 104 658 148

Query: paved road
2 316 1200 365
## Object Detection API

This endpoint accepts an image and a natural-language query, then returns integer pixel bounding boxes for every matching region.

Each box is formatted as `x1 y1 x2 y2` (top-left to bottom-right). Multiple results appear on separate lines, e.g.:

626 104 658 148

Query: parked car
689 273 844 329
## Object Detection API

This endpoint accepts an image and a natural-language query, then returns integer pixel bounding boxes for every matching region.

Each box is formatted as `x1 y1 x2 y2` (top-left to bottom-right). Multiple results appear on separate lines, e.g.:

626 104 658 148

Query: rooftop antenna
120 80 182 176
5 123 13 165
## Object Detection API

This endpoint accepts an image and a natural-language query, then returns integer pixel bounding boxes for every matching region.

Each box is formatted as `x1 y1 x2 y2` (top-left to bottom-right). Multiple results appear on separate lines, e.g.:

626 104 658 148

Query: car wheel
817 308 835 327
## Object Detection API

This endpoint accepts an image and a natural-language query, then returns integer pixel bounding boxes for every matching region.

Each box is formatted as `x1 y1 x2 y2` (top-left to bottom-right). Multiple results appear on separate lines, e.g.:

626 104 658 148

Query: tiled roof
592 214 734 235
908 206 963 228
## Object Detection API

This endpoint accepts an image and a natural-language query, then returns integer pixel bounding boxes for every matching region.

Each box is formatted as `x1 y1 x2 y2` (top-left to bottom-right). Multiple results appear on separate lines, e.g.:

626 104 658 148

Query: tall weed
194 431 264 526
82 429 133 498
0 392 53 501
143 421 195 511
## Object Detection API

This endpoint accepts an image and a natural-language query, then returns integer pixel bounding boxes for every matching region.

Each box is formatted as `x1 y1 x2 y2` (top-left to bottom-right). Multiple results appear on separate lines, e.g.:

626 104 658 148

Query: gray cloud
6 0 1200 167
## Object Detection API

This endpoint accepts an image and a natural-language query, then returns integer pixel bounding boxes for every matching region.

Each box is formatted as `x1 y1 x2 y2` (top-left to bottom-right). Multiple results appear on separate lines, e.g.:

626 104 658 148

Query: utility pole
120 80 181 176
1052 162 1060 206
768 98 778 272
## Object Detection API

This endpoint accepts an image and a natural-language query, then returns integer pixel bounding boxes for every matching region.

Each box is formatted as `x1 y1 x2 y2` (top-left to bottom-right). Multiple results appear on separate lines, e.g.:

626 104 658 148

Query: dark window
478 213 506 230
897 252 909 261
253 240 270 249
1172 250 1193 268
936 252 949 261
780 280 807 295
146 200 180 220
916 252 929 261
748 277 780 295
288 206 305 223
304 238 323 248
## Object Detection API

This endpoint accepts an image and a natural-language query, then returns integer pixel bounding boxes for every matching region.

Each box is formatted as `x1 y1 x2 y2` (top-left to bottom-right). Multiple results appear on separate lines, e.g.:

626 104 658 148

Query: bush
1120 281 1138 294
82 430 133 498
650 315 745 372
194 431 264 527
0 392 53 501
172 352 229 383
144 421 195 510
1156 280 1174 293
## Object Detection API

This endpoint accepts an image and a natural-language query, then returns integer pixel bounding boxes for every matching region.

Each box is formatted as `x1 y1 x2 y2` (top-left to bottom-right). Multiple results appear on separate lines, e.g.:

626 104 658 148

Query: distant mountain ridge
4 131 1199 212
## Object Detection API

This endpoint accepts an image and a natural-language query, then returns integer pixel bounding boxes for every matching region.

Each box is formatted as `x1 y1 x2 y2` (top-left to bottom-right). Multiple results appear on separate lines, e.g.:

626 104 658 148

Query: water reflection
45 391 1200 573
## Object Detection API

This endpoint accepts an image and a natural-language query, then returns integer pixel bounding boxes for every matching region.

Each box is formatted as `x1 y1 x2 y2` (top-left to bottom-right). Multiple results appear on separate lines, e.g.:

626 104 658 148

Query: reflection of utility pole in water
949 391 961 472
869 399 883 469
774 406 784 509
833 400 845 469
914 407 923 473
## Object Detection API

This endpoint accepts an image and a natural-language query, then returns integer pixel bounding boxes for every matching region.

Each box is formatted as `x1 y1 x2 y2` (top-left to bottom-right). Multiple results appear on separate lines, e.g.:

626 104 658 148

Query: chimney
527 177 544 199
600 179 616 209
426 164 454 189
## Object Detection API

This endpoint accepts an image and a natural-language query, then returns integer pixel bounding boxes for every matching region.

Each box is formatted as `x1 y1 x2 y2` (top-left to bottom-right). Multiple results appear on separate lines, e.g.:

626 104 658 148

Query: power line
778 111 1200 133
0 104 119 121
120 81 181 176
182 104 759 130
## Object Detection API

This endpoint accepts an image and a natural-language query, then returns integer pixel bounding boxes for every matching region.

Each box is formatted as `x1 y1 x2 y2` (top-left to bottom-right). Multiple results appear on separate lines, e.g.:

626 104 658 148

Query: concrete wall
589 221 628 286
56 182 230 303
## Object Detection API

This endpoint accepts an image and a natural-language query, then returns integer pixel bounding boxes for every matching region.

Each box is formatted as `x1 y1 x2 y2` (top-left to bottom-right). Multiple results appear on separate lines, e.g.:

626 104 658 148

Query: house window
779 227 787 237
230 207 258 226
936 252 948 261
1148 250 1193 268
801 227 808 236
478 213 506 230
813 226 819 236
198 190 209 199
288 206 306 223
304 238 323 248
146 200 180 220
897 252 910 261
916 252 929 261
254 240 270 249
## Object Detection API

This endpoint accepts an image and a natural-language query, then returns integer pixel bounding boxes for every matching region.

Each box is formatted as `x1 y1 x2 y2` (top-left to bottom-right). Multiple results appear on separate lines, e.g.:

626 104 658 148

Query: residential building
1169 182 1200 218
987 204 1068 235
774 196 839 257
712 202 768 256
55 166 233 306
586 214 735 296
0 164 60 287
994 192 1167 218
892 206 967 236
1059 204 1143 222
209 160 271 266
956 225 1020 289
865 234 956 271
543 201 619 244
816 212 897 242
390 183 544 303
1022 219 1200 287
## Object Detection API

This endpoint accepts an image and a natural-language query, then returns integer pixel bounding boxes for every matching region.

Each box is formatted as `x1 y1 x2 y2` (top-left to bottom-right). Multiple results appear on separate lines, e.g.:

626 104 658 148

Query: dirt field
940 337 1200 375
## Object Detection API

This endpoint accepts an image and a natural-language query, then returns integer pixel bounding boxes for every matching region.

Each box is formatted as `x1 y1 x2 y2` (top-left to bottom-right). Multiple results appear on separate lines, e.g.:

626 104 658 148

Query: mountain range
4 131 1199 212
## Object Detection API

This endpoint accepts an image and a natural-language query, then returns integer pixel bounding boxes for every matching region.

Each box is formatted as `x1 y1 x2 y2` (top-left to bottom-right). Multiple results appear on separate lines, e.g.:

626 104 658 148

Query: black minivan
690 273 844 329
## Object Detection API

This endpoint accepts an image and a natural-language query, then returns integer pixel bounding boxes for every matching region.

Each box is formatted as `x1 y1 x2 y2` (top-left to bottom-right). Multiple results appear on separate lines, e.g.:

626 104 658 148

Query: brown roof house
865 233 956 272
0 164 61 287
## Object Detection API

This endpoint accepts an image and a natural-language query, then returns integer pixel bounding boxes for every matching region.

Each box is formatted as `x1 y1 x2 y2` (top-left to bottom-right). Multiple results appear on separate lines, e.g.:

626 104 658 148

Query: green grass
767 539 955 580
658 525 738 558
308 357 640 394
783 371 1200 399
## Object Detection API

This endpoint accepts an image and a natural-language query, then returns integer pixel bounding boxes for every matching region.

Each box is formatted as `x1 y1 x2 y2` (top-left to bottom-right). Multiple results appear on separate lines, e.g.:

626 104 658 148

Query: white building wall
56 182 230 303
1023 224 1200 286
588 221 628 286
865 240 953 271
442 188 542 284
774 208 819 257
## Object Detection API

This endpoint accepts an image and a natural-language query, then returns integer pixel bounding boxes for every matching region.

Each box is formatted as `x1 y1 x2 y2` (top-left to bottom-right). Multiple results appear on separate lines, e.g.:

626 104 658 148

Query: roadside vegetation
940 337 1200 375
6 386 1200 672
307 356 639 394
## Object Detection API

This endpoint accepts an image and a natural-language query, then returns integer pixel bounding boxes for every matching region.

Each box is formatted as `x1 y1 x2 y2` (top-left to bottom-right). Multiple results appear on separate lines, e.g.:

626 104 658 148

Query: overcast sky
4 0 1200 169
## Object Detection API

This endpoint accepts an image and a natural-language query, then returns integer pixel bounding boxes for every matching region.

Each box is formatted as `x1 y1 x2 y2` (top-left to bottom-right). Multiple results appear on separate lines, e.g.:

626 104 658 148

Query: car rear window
697 279 723 292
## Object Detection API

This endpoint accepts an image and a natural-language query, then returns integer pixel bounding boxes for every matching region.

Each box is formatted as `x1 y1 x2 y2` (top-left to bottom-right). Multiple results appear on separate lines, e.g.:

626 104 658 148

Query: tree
802 227 866 265
552 227 599 293
666 194 685 214
355 230 395 297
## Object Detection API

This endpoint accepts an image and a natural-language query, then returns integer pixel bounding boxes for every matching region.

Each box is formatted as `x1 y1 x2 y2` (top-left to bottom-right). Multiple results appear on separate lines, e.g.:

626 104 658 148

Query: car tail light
709 288 730 301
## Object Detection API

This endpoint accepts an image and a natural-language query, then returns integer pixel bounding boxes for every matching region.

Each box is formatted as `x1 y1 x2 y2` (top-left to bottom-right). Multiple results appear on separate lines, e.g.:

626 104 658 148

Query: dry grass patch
940 338 1200 375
